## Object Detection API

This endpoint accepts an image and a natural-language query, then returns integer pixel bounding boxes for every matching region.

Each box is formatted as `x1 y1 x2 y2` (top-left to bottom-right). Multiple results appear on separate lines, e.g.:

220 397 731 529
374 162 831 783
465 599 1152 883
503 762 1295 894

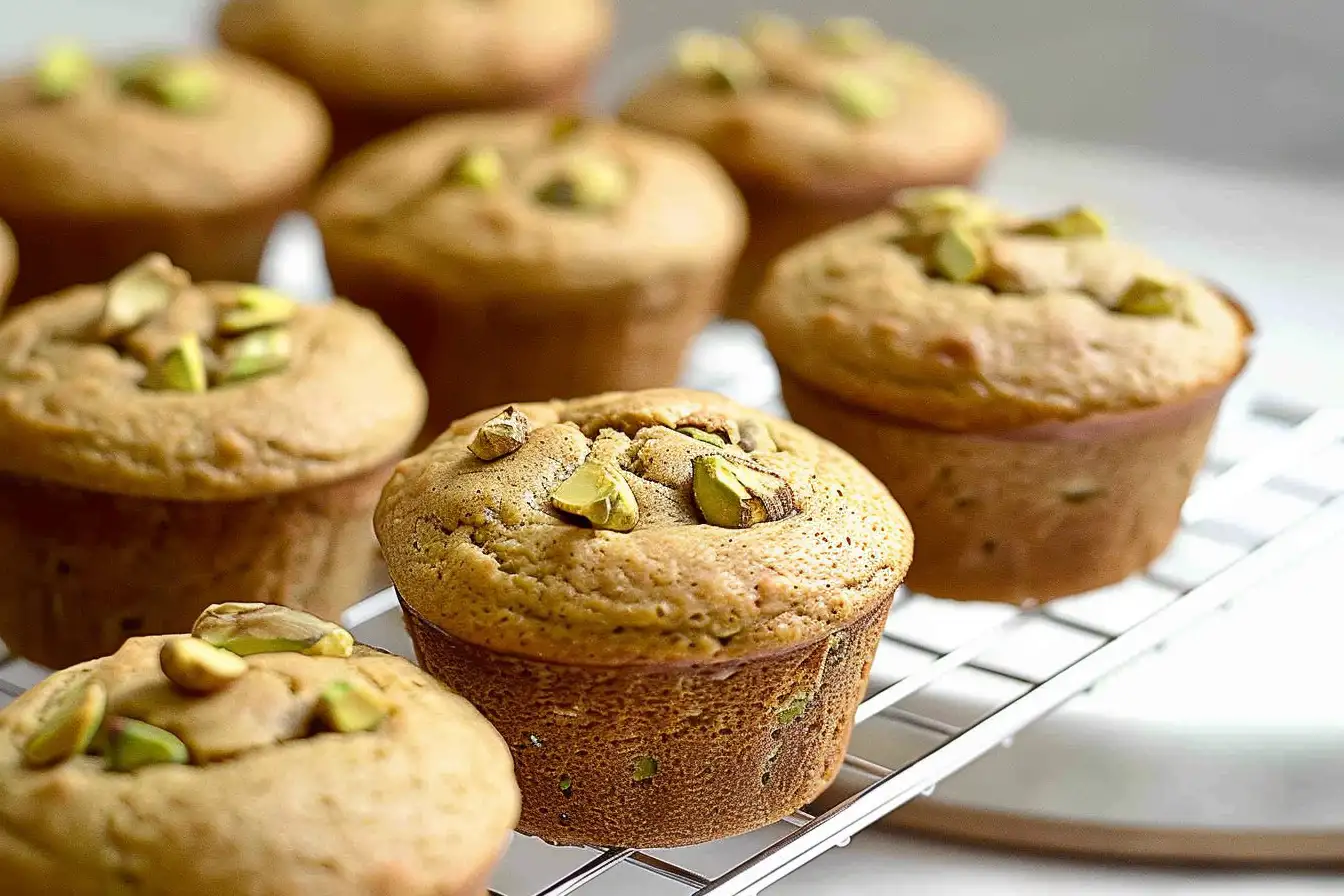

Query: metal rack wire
2 400 1341 896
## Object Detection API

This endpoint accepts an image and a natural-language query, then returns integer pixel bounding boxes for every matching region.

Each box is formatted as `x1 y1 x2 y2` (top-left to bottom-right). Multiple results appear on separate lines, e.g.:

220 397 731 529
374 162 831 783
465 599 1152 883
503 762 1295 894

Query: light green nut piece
1115 275 1180 317
776 692 811 726
144 333 208 393
105 717 190 772
536 157 630 211
120 57 219 112
932 226 989 283
218 285 297 335
551 460 639 531
191 602 355 658
676 426 727 448
470 406 531 461
825 70 895 122
316 679 389 733
217 327 293 385
692 455 797 529
160 637 249 693
99 253 182 339
34 41 93 101
23 679 107 768
445 146 506 190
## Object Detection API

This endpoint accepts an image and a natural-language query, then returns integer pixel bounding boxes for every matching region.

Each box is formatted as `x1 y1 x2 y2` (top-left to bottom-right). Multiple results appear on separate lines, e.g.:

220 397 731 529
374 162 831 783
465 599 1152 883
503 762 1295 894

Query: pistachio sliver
932 226 989 283
825 70 895 122
315 679 389 733
633 756 659 782
105 718 190 772
692 455 797 528
216 327 292 385
444 146 505 190
160 637 248 694
1115 275 1180 316
1018 205 1108 238
673 30 765 92
218 286 297 334
536 158 630 211
99 254 184 339
192 603 355 658
676 426 727 448
34 42 93 102
121 57 218 112
737 419 776 454
143 333 208 393
23 679 107 768
469 406 531 460
551 461 639 531
549 114 587 143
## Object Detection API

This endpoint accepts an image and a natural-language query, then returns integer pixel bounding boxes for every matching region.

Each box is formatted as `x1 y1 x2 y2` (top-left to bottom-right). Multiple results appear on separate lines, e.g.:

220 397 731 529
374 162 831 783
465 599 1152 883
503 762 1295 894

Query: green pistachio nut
99 253 183 339
216 327 292 385
445 146 506 190
558 774 573 797
674 30 765 92
932 226 989 283
34 41 93 101
160 637 248 694
551 460 639 531
23 679 107 768
825 70 895 122
1115 275 1180 316
218 286 296 335
1018 205 1108 238
676 426 727 448
776 691 811 725
120 56 218 112
737 419 777 453
536 158 630 211
315 679 389 733
191 603 355 658
633 756 659 782
143 333 208 393
105 717 190 772
692 454 797 528
815 16 886 55
469 406 531 461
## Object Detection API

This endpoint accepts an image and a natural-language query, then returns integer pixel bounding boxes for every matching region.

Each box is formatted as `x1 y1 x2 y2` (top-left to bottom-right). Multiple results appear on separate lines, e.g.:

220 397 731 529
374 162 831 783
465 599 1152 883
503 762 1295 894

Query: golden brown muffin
753 189 1254 603
218 0 612 162
0 217 14 312
0 255 426 667
376 388 913 847
620 15 1005 318
315 112 747 440
0 604 519 896
0 45 329 307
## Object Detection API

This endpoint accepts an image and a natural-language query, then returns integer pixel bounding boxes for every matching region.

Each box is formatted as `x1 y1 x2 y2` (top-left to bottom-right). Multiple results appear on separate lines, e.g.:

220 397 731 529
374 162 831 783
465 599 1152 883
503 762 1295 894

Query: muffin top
0 217 14 306
619 15 1004 197
314 111 747 294
0 255 426 499
377 388 912 667
0 46 329 215
752 189 1254 431
218 0 611 109
0 604 519 896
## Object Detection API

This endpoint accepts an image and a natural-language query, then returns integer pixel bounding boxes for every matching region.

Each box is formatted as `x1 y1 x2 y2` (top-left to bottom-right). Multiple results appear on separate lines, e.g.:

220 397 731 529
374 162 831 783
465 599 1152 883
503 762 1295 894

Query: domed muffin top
377 388 913 666
0 255 426 499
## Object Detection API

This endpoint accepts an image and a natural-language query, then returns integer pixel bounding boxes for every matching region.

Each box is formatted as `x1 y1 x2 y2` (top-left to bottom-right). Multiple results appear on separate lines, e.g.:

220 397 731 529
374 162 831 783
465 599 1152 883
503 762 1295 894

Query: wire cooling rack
2 326 1342 896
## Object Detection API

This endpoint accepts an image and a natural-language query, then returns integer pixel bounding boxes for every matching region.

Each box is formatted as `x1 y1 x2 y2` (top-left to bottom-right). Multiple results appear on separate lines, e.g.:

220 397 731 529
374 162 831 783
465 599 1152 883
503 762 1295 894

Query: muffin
0 603 519 895
620 15 1005 318
376 388 913 847
0 44 329 306
0 255 426 667
752 189 1254 603
0 217 14 312
315 111 747 439
218 0 613 162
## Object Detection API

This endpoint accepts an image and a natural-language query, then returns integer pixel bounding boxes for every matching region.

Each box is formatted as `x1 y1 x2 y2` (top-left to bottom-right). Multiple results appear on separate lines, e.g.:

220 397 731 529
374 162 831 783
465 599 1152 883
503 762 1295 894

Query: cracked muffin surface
0 609 519 896
376 388 912 666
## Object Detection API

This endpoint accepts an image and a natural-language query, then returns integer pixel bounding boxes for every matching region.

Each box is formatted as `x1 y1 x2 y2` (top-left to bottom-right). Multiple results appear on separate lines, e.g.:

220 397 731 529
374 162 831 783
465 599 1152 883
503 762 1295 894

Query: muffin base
0 462 395 668
1 189 304 308
401 592 895 848
780 369 1229 603
327 259 728 442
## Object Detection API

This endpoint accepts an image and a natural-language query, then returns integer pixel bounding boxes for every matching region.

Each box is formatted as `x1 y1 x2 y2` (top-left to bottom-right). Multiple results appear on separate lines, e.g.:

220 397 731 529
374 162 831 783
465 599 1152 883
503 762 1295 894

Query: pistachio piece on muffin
620 15 1005 317
376 388 913 847
314 111 747 440
0 605 519 895
0 256 426 667
217 0 612 162
0 45 329 306
753 189 1254 603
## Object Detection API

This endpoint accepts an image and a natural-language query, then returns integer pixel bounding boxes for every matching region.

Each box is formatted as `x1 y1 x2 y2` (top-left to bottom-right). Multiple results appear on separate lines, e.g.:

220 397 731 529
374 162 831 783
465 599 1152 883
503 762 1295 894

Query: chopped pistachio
34 41 93 102
737 419 776 454
536 158 630 211
676 426 727 448
23 679 107 768
315 679 389 733
120 57 218 112
558 774 573 797
633 756 659 782
469 406 531 461
99 254 183 339
551 460 639 531
444 146 505 190
825 70 895 122
932 226 990 283
776 692 811 726
549 114 586 143
160 637 248 694
143 333 208 393
1115 275 1180 316
674 30 765 92
1018 206 1108 238
814 16 886 55
105 717 190 772
692 454 797 528
216 327 292 385
192 603 355 658
218 286 296 335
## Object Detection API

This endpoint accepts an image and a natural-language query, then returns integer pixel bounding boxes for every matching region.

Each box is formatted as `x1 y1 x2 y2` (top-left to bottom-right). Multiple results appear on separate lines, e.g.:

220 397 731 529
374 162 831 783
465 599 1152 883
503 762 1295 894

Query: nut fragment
192 603 355 658
550 114 586 143
120 57 218 112
470 406 531 460
105 717 190 772
315 679 389 733
676 426 727 448
1018 206 1108 239
216 327 293 385
535 158 630 211
160 637 248 693
692 455 797 528
1115 275 1180 316
737 419 776 454
674 30 765 92
932 227 989 283
825 70 895 122
143 333 208 393
34 41 93 101
776 691 811 725
633 756 659 782
445 146 505 190
23 679 107 768
218 286 296 335
551 461 639 531
99 254 184 339
814 17 886 55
